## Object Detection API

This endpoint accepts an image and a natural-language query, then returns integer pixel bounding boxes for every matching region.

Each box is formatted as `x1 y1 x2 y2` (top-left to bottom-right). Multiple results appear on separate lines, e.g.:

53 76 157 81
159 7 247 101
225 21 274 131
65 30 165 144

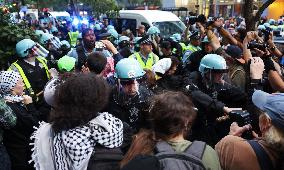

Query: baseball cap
137 35 152 45
252 90 284 131
57 55 76 72
152 58 172 75
225 45 245 64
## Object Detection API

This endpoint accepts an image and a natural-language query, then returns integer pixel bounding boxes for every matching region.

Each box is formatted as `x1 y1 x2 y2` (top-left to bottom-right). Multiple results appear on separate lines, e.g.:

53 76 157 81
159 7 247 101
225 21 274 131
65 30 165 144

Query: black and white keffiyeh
30 112 123 170
0 71 23 102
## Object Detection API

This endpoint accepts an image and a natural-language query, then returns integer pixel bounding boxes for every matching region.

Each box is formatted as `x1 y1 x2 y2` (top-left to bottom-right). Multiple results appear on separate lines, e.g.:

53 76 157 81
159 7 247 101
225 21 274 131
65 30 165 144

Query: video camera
247 40 268 52
187 15 217 27
261 27 272 41
229 110 253 139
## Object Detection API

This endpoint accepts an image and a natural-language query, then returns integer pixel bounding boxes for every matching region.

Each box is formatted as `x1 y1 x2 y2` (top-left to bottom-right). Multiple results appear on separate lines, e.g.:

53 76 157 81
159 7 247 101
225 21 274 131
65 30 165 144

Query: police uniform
128 36 159 70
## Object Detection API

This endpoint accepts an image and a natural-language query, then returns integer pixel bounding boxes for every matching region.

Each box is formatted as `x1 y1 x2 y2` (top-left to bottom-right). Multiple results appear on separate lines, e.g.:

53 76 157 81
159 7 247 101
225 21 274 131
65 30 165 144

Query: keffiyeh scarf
0 71 23 102
30 112 123 170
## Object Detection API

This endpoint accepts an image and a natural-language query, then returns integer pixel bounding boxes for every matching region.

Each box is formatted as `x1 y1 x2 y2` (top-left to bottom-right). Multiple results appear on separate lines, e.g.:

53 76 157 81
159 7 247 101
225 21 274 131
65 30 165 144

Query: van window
117 18 137 35
153 21 186 38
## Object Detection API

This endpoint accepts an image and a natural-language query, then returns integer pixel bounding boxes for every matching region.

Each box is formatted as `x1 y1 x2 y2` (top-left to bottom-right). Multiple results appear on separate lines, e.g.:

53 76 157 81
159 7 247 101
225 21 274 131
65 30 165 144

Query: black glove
263 57 276 73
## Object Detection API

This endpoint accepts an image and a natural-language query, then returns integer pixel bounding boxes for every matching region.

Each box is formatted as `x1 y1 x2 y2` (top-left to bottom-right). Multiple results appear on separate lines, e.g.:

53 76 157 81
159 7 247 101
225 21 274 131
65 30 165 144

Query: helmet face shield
50 37 62 50
118 79 139 97
32 43 49 58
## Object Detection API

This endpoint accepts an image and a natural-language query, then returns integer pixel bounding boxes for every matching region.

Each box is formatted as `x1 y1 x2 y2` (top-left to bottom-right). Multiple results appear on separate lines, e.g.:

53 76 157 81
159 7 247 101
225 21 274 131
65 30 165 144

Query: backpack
155 141 206 170
87 145 124 170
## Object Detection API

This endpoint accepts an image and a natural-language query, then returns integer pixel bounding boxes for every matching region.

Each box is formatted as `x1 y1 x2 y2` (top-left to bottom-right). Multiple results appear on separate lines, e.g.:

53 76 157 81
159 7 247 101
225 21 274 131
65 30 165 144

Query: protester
216 90 284 170
121 91 221 170
0 71 42 170
0 97 16 170
31 73 123 170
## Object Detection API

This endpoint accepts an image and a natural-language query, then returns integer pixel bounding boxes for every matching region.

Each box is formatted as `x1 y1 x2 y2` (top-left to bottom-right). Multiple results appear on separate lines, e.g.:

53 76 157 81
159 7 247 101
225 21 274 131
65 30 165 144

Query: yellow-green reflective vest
129 52 159 69
68 31 79 47
8 57 50 96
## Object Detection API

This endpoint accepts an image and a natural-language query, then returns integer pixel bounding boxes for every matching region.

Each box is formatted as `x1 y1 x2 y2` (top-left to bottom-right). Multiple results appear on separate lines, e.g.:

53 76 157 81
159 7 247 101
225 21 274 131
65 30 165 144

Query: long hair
261 113 284 152
50 73 110 133
120 91 196 167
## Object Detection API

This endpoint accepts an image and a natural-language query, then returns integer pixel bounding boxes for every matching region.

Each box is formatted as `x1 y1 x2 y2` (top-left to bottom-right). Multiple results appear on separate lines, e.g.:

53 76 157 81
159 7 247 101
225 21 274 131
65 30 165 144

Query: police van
115 10 186 38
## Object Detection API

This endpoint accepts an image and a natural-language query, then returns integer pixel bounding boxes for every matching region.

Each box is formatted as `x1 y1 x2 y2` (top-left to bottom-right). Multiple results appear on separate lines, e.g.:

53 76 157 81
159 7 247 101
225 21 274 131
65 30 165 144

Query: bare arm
268 70 284 92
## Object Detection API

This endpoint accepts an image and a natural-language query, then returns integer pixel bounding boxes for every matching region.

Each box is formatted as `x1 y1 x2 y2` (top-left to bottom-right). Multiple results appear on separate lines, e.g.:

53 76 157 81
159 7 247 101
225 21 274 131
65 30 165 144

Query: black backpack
87 145 124 170
155 141 206 170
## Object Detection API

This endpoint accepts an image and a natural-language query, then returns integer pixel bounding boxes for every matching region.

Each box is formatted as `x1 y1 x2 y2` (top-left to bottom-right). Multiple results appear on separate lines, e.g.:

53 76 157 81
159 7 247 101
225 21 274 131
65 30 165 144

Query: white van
49 11 71 23
117 10 186 38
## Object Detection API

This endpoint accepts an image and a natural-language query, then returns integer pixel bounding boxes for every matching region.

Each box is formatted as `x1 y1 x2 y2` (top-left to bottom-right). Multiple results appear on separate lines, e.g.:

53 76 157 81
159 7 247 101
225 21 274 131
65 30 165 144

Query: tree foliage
0 9 38 70
81 0 118 17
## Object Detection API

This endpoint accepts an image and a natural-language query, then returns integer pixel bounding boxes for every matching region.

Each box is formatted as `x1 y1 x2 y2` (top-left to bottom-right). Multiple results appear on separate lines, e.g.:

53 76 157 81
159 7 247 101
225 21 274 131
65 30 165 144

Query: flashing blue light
82 18 89 25
72 17 79 26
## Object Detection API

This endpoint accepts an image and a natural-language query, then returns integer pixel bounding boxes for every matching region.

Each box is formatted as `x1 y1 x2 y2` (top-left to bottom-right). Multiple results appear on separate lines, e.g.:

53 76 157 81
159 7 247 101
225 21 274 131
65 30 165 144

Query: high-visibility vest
179 42 190 54
68 31 79 47
187 44 201 53
182 44 201 64
129 52 159 70
8 57 50 96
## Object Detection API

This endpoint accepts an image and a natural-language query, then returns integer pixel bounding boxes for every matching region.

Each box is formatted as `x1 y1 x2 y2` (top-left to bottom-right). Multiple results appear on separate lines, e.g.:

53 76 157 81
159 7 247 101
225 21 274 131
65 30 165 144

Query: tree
81 0 118 17
0 8 38 70
243 0 275 31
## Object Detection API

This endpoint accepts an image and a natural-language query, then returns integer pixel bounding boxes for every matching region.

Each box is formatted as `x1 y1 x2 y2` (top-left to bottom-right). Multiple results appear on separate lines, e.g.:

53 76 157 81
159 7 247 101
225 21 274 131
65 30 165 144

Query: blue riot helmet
39 33 53 45
40 33 62 50
170 33 182 42
269 19 276 25
35 30 45 37
107 28 119 39
107 25 115 30
118 36 130 49
16 39 36 58
263 23 270 28
133 37 142 52
114 58 146 100
147 26 160 36
107 29 119 45
257 25 266 31
61 40 71 49
199 54 228 77
50 26 58 34
16 39 49 58
115 58 145 80
94 23 102 31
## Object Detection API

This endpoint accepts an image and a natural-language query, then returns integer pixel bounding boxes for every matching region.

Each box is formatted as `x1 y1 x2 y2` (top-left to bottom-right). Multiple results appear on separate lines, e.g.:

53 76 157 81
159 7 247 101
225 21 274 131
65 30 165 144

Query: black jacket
106 86 153 132
155 75 184 93
4 102 42 170
184 71 247 146
185 50 208 72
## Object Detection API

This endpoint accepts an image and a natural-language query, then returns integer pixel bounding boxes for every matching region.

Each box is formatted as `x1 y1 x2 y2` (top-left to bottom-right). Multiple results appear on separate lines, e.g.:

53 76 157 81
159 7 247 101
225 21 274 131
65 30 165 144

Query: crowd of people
0 10 284 170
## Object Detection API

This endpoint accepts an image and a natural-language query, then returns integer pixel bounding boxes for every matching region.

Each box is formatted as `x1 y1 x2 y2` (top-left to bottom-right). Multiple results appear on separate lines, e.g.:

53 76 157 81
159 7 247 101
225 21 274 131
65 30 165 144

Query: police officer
68 29 79 48
185 54 247 146
129 35 159 70
182 32 202 64
8 39 51 120
39 33 64 68
9 39 50 97
106 58 153 132
118 36 133 58
146 26 161 56
184 36 214 72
